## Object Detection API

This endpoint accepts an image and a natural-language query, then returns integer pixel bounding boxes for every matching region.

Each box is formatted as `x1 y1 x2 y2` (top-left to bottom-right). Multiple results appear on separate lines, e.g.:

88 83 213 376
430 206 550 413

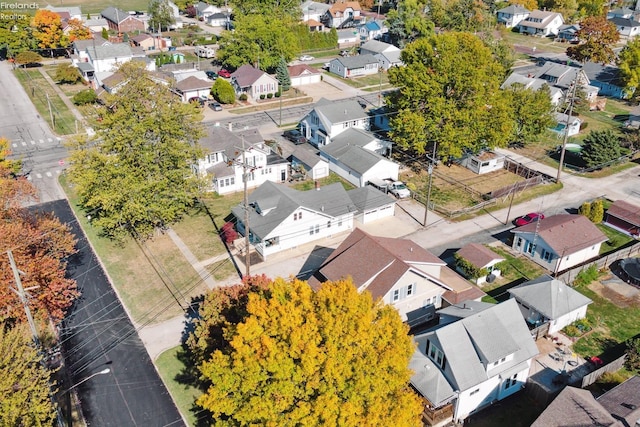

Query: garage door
292 75 321 86
362 205 394 224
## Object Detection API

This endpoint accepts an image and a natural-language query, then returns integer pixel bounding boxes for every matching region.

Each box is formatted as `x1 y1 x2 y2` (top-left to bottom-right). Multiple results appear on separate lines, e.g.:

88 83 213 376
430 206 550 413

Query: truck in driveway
367 178 411 198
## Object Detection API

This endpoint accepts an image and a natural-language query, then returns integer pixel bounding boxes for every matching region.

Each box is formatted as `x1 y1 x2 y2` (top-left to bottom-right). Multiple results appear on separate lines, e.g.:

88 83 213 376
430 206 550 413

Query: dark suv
283 129 307 145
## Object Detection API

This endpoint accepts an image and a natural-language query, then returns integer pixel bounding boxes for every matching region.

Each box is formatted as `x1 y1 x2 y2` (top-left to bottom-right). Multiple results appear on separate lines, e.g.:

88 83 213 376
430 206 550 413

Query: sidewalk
38 67 85 125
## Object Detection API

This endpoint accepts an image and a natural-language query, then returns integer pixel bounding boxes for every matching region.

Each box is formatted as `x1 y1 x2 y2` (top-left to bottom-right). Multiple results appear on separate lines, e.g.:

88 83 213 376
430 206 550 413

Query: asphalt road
0 61 67 203
39 199 184 427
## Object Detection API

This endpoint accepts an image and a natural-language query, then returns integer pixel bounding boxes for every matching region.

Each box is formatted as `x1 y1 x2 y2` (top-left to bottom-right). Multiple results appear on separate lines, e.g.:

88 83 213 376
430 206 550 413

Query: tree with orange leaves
0 137 78 327
31 9 66 49
66 18 93 42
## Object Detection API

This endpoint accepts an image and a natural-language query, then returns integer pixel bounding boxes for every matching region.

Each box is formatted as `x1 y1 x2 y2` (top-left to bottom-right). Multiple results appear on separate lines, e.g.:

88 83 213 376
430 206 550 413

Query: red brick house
101 7 146 33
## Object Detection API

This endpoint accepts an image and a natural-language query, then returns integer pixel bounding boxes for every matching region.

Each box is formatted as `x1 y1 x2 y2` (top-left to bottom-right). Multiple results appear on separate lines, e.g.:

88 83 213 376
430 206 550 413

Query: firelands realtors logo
0 2 39 20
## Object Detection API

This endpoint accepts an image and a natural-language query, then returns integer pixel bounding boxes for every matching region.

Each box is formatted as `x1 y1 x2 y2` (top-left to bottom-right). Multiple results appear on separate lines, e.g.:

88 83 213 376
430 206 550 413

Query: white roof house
299 98 370 147
517 10 564 36
496 5 530 28
411 299 539 424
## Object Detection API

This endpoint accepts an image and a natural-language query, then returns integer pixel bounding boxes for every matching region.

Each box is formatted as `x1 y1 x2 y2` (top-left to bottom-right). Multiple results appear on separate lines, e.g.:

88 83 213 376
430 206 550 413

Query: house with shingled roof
359 20 387 41
310 228 485 325
604 199 640 238
516 10 564 36
175 76 211 103
359 40 402 70
299 98 370 147
231 181 356 260
288 64 322 86
328 54 380 78
496 4 530 28
411 298 539 425
195 126 289 195
508 274 592 333
301 0 331 23
455 243 505 285
101 6 145 33
322 1 362 28
288 148 329 181
230 64 279 100
511 214 608 273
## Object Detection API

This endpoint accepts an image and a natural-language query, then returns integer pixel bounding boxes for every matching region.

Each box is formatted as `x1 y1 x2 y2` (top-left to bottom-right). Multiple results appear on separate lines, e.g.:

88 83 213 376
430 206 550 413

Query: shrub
625 338 640 372
260 94 266 100
211 78 235 104
454 253 487 280
220 222 238 244
275 91 281 98
598 371 627 386
239 93 248 101
574 264 599 286
55 63 82 84
564 325 580 337
72 89 98 105
266 93 273 99
590 199 604 223
579 201 591 218
14 51 43 66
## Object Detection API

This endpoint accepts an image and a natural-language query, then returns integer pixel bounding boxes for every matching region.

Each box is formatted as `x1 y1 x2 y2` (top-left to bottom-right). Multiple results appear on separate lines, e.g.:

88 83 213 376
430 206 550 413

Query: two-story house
299 98 370 147
195 126 289 195
322 1 362 28
310 228 485 326
359 20 387 41
411 299 539 425
101 6 146 33
517 10 564 36
301 0 331 23
231 181 356 260
496 5 530 28
359 40 402 70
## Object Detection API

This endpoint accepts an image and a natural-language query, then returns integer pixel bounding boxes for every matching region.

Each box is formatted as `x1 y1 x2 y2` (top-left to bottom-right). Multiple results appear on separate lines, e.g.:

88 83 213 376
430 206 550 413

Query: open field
44 67 91 98
34 0 149 15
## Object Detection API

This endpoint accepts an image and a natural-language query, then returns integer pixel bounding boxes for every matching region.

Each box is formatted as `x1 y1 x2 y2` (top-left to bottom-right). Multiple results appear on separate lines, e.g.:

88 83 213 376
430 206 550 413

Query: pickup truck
367 178 411 199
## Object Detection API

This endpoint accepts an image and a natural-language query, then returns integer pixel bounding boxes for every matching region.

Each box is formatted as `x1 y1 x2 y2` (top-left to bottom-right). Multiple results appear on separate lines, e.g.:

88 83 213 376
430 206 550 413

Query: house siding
511 231 602 272
382 270 444 321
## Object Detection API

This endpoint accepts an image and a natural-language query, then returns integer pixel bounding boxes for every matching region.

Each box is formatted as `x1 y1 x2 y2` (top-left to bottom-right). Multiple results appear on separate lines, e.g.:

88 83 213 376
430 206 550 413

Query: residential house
359 20 387 41
331 127 392 155
517 10 564 36
604 199 640 238
288 64 322 86
301 0 331 23
231 181 356 260
85 43 135 73
532 377 640 427
101 7 146 33
608 16 640 38
346 187 396 224
359 40 402 70
509 275 592 334
166 1 183 29
320 139 399 187
195 126 289 195
459 151 506 175
411 299 539 425
552 112 582 136
299 98 370 146
130 34 156 50
71 36 110 75
329 54 380 78
43 5 82 20
496 5 530 28
195 2 223 20
175 76 211 103
556 24 580 42
207 12 231 27
607 6 635 19
306 19 325 32
310 228 485 325
582 62 631 99
370 106 391 132
337 29 360 47
455 243 505 285
437 300 494 326
230 65 279 100
84 18 109 33
288 149 329 181
322 1 362 28
511 214 608 273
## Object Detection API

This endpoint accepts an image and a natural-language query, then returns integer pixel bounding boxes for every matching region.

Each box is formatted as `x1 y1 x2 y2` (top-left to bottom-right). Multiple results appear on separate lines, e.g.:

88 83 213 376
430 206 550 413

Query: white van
194 46 215 59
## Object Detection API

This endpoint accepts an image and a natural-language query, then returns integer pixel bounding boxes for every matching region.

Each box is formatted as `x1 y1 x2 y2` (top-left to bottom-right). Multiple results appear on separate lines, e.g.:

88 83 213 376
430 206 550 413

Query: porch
420 397 454 427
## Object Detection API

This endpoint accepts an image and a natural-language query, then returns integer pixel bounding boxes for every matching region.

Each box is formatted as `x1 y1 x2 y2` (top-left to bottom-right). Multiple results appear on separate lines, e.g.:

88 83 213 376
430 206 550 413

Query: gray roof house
501 72 564 105
509 274 592 334
359 40 403 70
345 186 396 224
328 54 380 78
411 298 539 424
455 243 505 285
231 181 356 260
496 4 530 28
608 16 640 38
597 376 640 426
288 148 329 181
517 10 564 36
299 98 370 147
100 6 146 32
230 64 279 100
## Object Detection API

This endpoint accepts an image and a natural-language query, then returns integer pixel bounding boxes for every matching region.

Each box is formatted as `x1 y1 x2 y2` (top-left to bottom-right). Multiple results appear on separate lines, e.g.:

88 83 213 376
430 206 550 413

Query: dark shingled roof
607 200 640 227
456 243 504 269
597 375 640 427
532 387 621 427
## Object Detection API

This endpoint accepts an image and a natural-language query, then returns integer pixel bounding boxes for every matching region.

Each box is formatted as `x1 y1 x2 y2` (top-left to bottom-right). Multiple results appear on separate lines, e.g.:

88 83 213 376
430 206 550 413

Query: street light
62 368 110 394
58 368 110 427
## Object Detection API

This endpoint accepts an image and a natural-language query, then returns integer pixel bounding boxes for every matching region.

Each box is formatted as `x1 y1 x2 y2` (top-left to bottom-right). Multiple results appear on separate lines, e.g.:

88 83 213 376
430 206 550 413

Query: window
542 249 552 262
315 224 320 234
470 389 480 396
230 177 234 185
338 219 342 226
393 289 400 302
516 237 522 248
299 212 302 219
294 213 298 220
309 226 314 235
505 373 518 389
525 241 536 255
407 284 414 296
327 221 331 228
219 179 225 187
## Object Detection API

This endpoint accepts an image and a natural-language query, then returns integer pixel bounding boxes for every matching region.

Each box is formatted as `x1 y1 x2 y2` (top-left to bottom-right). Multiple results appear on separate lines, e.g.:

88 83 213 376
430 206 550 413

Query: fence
530 322 550 341
503 157 555 182
556 241 640 284
580 354 627 388
486 175 543 199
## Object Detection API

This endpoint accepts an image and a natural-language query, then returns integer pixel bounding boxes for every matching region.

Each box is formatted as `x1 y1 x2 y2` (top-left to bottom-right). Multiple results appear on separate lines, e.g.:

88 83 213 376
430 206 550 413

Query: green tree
231 0 301 18
55 63 82 84
66 62 204 241
0 323 56 426
579 201 592 218
275 57 291 92
148 0 176 32
0 20 37 57
385 0 434 47
618 37 640 100
589 199 604 223
576 0 607 18
211 78 236 104
14 51 43 67
504 83 555 145
580 129 623 169
436 0 495 32
625 337 640 372
195 277 423 426
217 15 298 71
567 16 619 64
387 32 512 161
101 27 109 40
72 89 98 105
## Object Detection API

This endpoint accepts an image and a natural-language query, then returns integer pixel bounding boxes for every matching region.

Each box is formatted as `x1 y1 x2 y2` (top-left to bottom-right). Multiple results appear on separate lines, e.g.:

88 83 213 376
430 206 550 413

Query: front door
281 170 286 182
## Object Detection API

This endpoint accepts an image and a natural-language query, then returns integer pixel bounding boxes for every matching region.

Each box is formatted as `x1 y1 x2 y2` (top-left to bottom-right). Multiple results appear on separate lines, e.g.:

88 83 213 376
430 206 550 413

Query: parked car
218 69 231 78
515 212 545 227
299 55 314 61
209 102 223 111
205 70 218 80
283 129 307 145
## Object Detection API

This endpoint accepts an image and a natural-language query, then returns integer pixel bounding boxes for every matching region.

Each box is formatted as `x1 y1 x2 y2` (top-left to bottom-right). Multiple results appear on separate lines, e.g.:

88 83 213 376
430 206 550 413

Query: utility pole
556 79 577 183
7 250 39 345
242 140 251 278
46 94 54 129
423 141 437 227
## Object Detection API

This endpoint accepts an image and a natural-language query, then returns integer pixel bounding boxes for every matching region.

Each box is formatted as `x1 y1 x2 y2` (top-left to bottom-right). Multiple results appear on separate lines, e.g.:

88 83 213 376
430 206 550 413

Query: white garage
348 187 396 225
289 148 330 181
288 64 322 87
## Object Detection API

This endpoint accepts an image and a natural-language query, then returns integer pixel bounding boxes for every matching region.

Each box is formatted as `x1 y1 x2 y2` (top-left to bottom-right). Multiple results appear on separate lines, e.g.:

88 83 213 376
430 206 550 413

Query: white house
301 0 331 22
496 5 530 28
299 98 370 147
346 187 396 224
608 16 640 38
167 1 183 29
287 64 322 86
511 214 608 273
207 12 231 27
288 148 330 181
410 299 539 425
230 65 279 100
84 18 109 32
175 76 211 103
337 29 360 47
359 40 402 70
322 1 362 28
552 112 582 136
517 10 564 36
510 61 599 102
459 151 506 175
320 140 399 187
43 5 83 20
231 181 356 260
85 43 136 73
607 7 635 19
195 1 222 20
509 275 592 334
359 20 387 41
195 126 289 195
310 228 485 325
330 127 392 155
329 54 380 78
501 72 564 105
455 243 505 285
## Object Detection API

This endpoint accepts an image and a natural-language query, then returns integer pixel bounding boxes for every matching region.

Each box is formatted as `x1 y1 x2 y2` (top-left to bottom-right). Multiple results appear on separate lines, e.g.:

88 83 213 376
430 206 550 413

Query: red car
218 69 231 78
515 212 545 227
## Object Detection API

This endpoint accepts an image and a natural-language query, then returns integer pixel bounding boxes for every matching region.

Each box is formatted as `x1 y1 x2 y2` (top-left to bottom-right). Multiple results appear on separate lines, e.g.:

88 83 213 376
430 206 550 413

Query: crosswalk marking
56 170 61 175
31 140 36 145
47 138 53 143
46 172 52 177
56 137 61 141
12 143 17 148
39 139 44 144
21 141 26 146
36 173 42 178
27 175 32 181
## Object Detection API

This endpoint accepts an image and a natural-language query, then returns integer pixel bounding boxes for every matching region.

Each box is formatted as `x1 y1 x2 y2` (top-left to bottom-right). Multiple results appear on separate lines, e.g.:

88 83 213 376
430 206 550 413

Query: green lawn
597 224 635 254
34 0 149 14
291 172 355 191
326 70 390 89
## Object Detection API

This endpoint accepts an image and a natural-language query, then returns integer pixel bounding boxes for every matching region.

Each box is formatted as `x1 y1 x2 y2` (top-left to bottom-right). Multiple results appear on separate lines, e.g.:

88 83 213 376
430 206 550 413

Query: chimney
315 180 320 191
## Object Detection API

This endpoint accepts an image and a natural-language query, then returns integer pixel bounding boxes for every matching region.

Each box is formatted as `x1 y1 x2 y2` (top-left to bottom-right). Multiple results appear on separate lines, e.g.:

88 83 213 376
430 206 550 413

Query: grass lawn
324 70 390 89
13 67 77 135
597 224 635 254
499 30 572 54
44 67 90 98
155 346 203 427
291 172 355 191
34 0 149 14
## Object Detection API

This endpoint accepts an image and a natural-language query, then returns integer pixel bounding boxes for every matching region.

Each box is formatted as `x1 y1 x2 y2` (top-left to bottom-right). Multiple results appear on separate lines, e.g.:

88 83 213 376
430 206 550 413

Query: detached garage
288 148 329 181
288 64 322 87
347 186 396 224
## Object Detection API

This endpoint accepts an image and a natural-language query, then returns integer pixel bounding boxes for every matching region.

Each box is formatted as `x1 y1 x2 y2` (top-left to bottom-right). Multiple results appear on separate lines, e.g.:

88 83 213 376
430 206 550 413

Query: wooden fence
556 241 640 284
530 322 550 341
580 354 627 388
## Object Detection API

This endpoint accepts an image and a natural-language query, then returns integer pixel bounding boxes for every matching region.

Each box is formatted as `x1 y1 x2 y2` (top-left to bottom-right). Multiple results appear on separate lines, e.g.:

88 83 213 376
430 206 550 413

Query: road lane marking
31 140 36 145
56 137 61 141
12 143 17 148
27 175 32 181
36 173 42 178
46 172 52 177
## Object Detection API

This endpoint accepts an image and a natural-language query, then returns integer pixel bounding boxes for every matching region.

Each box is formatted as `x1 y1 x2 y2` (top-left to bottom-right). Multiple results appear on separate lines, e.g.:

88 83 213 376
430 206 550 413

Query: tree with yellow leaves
194 277 423 427
32 10 66 49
